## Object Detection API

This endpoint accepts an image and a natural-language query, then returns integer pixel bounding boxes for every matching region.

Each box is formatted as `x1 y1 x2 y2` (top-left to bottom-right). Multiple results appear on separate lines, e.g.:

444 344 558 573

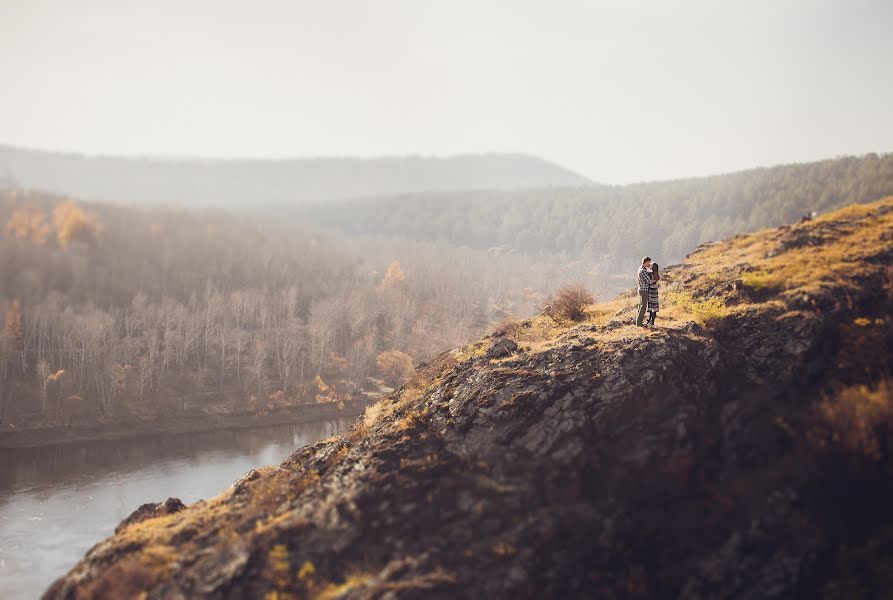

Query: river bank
0 400 368 449
1 416 356 600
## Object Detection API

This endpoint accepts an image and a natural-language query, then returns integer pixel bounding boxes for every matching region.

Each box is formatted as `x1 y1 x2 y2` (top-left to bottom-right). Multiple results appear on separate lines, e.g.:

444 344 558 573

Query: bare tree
36 358 50 416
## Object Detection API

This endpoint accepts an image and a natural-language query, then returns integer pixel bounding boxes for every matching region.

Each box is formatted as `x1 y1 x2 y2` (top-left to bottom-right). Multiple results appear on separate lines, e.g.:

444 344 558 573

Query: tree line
296 152 893 271
6 151 890 428
2 190 576 428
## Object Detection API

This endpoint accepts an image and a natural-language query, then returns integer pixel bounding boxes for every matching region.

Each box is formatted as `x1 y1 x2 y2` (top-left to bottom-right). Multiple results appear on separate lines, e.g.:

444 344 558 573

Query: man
636 256 653 327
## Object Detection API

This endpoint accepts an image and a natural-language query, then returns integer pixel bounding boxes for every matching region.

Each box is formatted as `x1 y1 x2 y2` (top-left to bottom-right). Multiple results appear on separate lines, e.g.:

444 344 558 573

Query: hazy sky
1 0 891 183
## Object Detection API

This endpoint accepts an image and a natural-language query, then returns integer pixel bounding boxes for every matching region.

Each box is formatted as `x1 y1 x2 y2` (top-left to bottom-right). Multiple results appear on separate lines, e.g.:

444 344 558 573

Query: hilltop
0 145 589 206
47 199 893 598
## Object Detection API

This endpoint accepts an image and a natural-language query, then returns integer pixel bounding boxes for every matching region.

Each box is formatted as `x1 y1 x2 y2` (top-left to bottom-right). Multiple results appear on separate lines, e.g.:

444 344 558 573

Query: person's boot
648 312 657 327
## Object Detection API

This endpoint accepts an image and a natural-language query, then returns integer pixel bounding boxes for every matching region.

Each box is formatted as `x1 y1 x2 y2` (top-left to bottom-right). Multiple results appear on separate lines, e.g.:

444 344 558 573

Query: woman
647 262 660 326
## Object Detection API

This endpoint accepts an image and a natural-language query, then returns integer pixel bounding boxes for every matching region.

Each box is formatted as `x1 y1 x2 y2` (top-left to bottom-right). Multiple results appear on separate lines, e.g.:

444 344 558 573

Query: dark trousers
636 290 649 326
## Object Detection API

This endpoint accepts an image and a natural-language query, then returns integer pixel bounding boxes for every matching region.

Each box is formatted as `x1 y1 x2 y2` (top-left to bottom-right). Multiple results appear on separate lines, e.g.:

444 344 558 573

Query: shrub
382 260 406 286
542 284 595 322
819 380 893 461
489 316 523 339
375 350 414 387
668 291 730 326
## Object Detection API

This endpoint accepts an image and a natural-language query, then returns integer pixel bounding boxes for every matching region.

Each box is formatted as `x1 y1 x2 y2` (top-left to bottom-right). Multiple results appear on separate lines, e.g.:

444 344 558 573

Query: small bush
489 316 523 339
375 350 414 387
819 380 893 461
668 291 730 325
542 284 595 322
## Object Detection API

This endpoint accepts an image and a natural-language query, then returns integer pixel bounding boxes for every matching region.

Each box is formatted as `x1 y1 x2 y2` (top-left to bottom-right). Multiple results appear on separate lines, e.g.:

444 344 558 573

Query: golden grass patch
741 270 781 291
396 407 430 432
667 291 731 326
454 339 491 363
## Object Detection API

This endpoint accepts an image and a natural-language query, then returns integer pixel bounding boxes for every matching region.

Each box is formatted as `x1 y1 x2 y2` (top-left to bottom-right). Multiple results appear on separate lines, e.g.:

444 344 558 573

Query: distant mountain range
0 145 591 206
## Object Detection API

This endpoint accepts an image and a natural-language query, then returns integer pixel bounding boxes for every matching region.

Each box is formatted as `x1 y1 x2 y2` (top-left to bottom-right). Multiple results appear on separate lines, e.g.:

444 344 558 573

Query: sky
0 0 891 183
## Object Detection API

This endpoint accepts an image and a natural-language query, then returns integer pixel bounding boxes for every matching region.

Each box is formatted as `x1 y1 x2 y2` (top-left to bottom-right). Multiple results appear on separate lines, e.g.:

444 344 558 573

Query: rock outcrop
46 199 893 599
115 498 186 534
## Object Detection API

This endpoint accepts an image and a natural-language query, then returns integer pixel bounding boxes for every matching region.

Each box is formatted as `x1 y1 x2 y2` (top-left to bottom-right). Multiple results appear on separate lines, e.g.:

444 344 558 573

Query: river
0 418 353 599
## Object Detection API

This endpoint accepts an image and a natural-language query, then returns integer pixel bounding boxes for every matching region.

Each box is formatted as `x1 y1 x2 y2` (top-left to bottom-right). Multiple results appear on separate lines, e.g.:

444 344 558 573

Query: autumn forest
2 151 892 431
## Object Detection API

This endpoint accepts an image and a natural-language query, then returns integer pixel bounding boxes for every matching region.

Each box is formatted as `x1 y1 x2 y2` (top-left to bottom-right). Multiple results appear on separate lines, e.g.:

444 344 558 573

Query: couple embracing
636 256 660 327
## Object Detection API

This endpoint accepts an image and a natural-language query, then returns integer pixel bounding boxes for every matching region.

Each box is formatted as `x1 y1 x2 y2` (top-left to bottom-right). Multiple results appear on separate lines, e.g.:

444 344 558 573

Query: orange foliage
53 201 102 247
313 375 335 403
376 350 414 387
5 207 50 244
382 260 406 286
326 351 349 376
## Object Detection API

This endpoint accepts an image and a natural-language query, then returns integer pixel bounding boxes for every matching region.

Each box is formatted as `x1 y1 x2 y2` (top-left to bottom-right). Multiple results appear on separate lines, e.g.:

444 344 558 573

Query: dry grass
812 201 878 224
666 291 731 326
396 407 430 432
350 401 387 441
454 340 491 364
818 379 893 460
488 315 525 338
702 198 892 295
740 270 782 291
317 567 455 598
585 298 627 327
315 573 375 600
350 353 453 441
480 199 893 354
265 544 292 592
79 461 327 596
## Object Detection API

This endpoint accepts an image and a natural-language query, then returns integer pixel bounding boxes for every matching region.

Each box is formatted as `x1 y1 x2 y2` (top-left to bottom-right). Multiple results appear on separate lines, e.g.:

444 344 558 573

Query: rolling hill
294 152 893 266
0 145 590 207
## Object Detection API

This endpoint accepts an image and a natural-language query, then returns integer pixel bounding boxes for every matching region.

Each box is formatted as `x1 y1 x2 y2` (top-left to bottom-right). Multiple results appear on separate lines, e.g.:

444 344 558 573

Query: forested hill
296 152 893 265
0 145 589 206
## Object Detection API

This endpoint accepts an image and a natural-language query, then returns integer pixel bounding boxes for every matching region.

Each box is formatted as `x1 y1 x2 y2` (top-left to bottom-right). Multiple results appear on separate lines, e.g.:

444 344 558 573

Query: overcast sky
1 0 891 183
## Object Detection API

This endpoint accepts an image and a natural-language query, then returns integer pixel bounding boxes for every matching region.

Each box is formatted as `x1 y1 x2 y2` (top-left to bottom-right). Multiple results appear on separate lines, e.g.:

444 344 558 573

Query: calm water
0 418 352 600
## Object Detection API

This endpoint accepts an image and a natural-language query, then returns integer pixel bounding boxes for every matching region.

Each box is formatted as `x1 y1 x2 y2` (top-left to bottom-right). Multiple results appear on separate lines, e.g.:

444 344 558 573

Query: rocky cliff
46 199 893 599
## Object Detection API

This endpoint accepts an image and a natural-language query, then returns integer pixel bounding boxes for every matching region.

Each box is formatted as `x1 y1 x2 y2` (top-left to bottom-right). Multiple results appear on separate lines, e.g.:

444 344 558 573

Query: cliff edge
46 199 893 599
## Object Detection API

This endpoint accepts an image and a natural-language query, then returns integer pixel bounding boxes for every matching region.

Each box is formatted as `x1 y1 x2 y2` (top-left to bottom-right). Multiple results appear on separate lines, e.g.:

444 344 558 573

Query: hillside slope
46 199 893 599
294 152 893 265
0 145 589 206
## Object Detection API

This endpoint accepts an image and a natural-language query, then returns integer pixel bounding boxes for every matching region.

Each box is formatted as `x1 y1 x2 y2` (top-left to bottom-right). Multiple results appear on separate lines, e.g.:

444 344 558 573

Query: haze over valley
2 1 892 598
